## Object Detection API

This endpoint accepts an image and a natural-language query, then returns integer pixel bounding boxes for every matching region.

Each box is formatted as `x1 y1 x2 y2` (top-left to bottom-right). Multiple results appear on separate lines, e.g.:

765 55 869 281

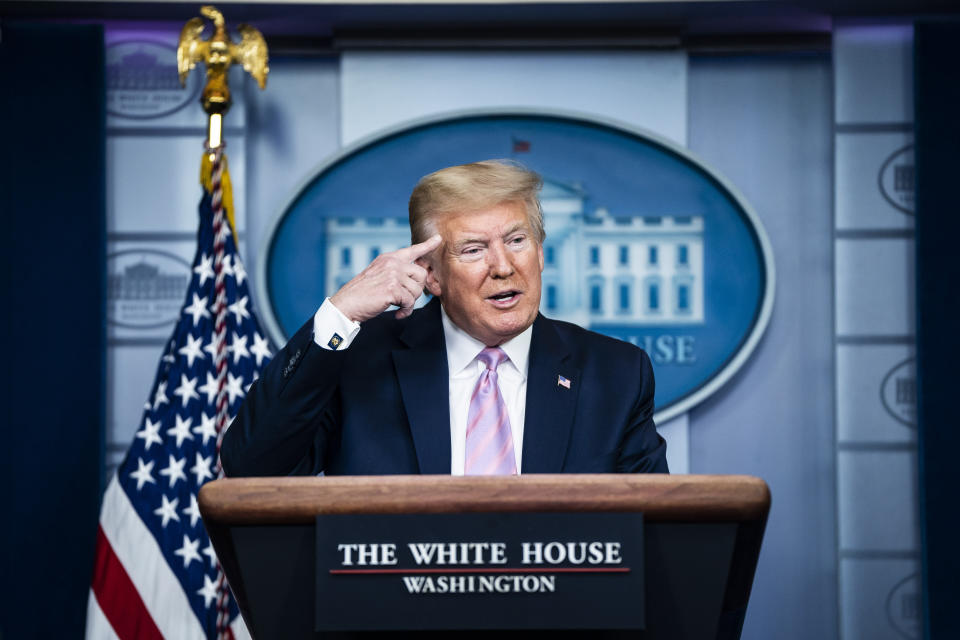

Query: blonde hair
408 160 545 245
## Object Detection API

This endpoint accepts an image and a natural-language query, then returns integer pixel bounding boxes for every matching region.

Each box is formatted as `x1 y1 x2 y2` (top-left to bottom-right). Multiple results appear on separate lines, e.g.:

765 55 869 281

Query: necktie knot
477 347 507 371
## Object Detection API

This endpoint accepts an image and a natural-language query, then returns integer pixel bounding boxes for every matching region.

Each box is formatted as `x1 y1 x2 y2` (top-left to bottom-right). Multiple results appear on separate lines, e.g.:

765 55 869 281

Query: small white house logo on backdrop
880 357 917 428
106 41 201 119
107 250 191 328
885 573 920 639
878 144 915 215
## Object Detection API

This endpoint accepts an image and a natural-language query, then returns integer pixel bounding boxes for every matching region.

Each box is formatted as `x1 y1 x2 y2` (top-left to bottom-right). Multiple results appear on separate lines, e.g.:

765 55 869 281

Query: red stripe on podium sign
330 567 631 575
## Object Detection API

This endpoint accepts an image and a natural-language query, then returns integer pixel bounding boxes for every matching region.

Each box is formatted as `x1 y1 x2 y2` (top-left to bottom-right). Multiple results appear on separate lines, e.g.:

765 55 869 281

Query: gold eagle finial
177 4 269 119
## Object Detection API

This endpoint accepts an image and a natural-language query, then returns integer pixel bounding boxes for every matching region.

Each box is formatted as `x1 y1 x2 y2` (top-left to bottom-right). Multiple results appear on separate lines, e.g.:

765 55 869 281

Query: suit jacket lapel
522 316 579 473
393 298 451 474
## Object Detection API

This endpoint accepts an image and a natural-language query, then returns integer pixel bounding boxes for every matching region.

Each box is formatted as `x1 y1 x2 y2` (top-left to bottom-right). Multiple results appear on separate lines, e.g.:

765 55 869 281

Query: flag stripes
91 526 165 640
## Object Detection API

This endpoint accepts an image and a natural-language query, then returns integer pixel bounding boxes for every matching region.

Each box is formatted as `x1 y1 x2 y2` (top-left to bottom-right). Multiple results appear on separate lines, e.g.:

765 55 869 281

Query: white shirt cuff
312 298 361 350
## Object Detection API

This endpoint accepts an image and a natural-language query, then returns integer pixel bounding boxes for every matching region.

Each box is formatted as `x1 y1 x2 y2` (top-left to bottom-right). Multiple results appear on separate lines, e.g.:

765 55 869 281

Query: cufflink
327 333 344 350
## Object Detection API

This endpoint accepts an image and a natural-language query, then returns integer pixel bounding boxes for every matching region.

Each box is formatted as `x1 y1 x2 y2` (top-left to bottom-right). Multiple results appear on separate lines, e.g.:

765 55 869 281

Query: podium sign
199 475 771 638
315 512 645 631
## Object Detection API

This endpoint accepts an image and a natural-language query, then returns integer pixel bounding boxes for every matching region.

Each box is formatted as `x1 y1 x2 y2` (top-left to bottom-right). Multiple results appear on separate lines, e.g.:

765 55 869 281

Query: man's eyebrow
502 223 527 238
450 224 529 251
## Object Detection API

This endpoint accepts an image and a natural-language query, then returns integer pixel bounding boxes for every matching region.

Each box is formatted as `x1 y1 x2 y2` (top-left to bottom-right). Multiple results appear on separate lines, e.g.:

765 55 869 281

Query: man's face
423 201 544 346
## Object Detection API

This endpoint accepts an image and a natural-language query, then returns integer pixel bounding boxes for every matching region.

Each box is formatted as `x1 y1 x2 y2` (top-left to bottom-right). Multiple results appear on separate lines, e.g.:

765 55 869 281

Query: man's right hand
329 234 442 323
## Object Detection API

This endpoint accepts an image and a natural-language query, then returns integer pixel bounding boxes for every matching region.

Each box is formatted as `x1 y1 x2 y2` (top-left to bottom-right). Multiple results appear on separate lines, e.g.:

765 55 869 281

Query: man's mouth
487 290 521 307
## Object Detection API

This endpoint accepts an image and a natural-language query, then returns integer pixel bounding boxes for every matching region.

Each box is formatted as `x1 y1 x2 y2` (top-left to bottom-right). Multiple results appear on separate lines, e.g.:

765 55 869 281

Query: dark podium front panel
199 475 770 639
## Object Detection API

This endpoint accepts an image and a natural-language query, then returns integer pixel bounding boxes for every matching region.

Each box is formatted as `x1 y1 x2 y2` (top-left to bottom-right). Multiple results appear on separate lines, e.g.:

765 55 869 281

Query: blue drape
0 22 106 638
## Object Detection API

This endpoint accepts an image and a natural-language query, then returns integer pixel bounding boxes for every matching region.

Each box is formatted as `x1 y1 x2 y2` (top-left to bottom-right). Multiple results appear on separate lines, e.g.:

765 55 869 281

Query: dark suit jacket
221 298 667 476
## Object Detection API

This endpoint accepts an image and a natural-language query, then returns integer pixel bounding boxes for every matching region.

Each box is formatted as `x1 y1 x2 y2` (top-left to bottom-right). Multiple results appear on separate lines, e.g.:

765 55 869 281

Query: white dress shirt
313 298 531 474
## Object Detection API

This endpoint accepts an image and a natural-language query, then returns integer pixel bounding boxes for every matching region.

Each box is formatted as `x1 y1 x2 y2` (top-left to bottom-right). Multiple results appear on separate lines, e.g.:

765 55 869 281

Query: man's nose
487 243 514 278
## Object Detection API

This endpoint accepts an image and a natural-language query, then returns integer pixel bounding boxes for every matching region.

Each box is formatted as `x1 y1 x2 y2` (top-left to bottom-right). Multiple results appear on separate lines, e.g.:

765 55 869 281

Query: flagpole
207 114 223 153
177 6 269 639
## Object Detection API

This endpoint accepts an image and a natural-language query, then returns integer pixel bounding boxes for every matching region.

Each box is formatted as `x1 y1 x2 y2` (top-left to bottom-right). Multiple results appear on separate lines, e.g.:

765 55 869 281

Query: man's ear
418 257 442 297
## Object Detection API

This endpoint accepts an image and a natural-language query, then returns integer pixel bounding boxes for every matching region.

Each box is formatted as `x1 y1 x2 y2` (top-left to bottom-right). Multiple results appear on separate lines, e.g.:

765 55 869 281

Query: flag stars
232 258 247 286
203 540 218 566
183 493 202 528
159 454 187 488
178 334 206 367
193 412 218 446
152 381 169 410
173 374 200 407
174 534 202 569
129 457 156 491
229 332 250 364
198 373 219 407
203 337 221 361
191 452 214 485
251 333 272 366
135 418 163 451
220 254 235 278
225 373 246 404
167 414 195 448
183 294 212 327
194 254 215 286
153 494 180 528
228 295 250 325
197 573 219 608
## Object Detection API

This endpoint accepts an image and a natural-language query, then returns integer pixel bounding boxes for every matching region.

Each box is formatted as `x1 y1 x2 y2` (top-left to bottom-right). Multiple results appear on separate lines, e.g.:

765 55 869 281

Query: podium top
199 474 770 525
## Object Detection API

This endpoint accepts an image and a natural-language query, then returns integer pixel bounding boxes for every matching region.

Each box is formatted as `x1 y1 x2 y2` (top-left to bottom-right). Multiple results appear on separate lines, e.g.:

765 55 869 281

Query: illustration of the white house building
324 178 704 327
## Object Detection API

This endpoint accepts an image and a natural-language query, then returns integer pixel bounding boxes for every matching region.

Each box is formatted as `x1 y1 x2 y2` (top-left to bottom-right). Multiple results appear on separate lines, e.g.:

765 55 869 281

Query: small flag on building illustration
512 137 531 153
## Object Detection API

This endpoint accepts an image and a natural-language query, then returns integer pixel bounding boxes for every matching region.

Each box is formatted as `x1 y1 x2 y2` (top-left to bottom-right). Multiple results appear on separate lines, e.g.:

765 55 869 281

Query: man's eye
462 247 481 256
509 236 526 245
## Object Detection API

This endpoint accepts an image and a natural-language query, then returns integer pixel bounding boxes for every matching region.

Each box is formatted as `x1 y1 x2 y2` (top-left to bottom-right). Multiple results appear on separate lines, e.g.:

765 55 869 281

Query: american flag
86 151 271 639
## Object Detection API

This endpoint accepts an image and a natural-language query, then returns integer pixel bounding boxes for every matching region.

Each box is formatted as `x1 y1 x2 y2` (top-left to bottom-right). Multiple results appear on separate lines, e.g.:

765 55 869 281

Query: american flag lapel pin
557 375 571 389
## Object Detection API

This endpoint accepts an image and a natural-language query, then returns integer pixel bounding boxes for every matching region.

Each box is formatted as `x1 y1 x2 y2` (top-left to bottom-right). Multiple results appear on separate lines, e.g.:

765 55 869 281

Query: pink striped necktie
465 347 517 476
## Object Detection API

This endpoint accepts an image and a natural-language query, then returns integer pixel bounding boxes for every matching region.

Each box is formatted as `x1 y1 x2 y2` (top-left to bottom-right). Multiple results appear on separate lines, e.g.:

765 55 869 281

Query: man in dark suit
221 160 667 477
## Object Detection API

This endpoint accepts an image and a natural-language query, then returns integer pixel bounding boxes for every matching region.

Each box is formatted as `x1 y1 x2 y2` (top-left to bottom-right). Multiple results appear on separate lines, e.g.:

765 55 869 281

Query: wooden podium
199 475 770 639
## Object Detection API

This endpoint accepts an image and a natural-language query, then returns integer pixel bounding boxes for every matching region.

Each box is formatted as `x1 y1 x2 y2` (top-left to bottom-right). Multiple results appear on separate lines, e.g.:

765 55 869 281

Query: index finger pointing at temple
395 234 442 262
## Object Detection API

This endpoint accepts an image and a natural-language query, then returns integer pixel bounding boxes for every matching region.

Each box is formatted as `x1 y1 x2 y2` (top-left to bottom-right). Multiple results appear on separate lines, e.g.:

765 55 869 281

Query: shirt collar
440 304 532 379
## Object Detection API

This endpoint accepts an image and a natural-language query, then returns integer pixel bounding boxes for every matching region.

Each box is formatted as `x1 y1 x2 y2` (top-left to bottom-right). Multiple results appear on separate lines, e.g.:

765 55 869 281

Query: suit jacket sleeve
617 348 668 473
220 319 343 477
